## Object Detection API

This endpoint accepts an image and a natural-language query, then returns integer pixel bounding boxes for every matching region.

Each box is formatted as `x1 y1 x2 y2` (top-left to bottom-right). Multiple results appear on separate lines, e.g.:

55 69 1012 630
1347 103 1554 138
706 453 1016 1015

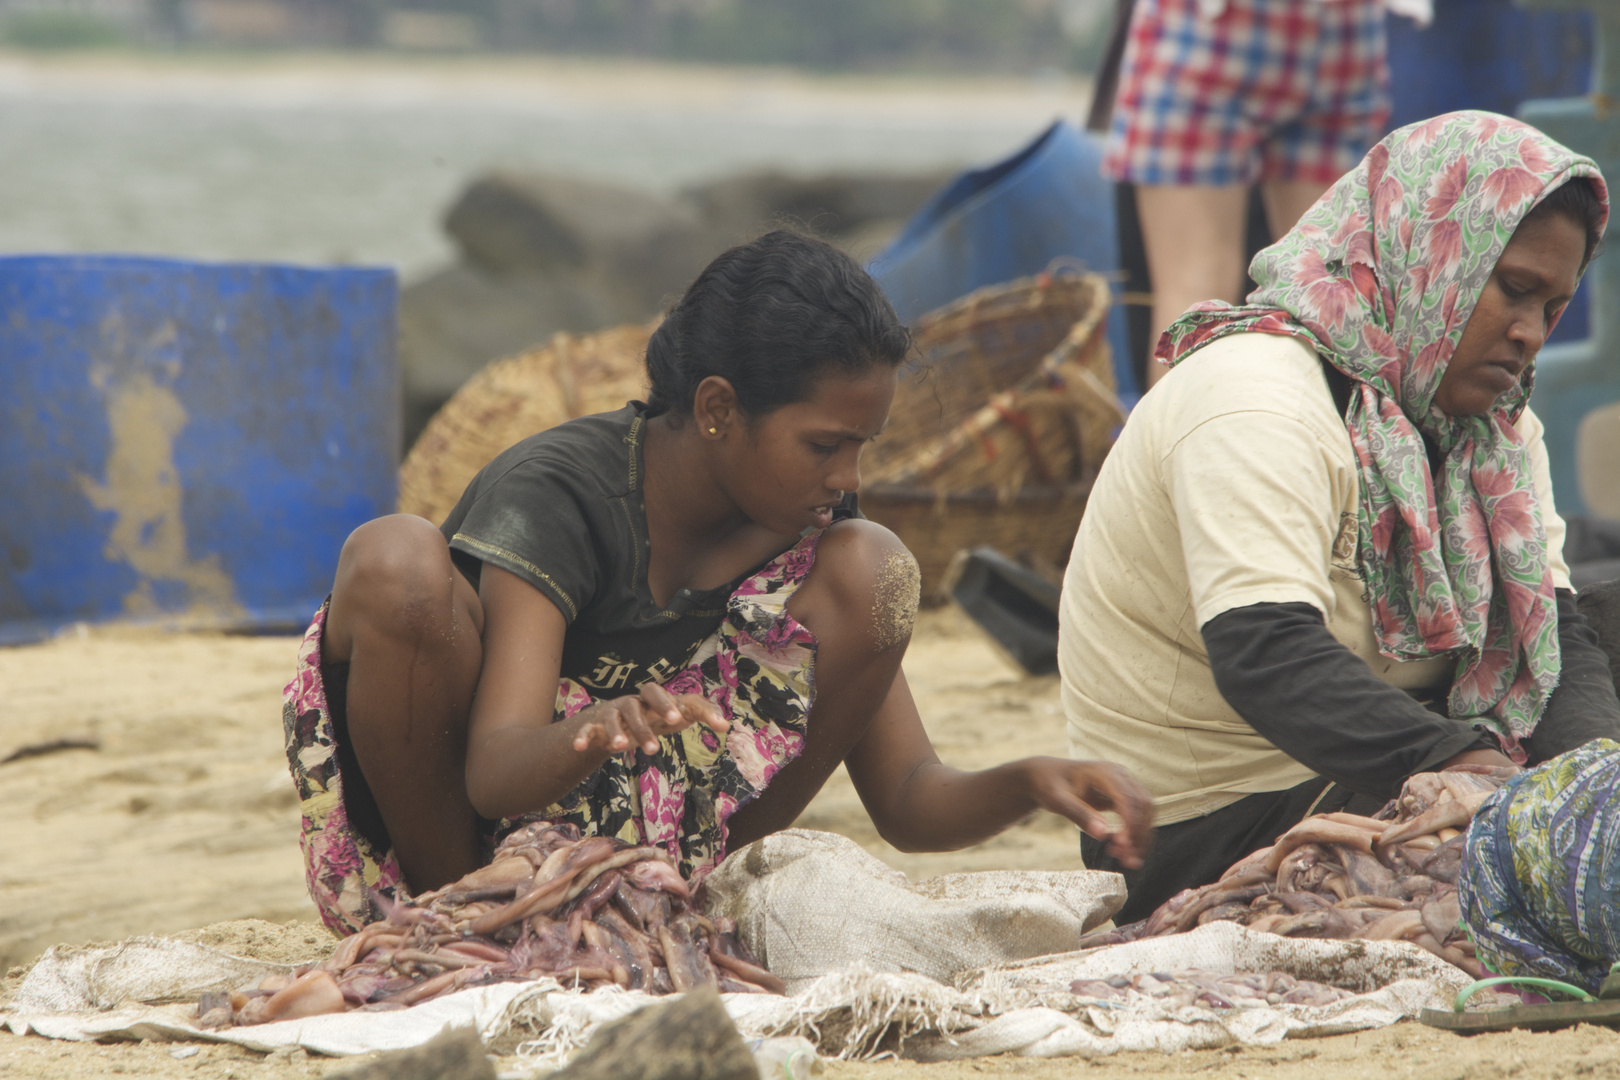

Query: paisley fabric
1458 738 1620 992
1158 110 1608 754
283 531 821 935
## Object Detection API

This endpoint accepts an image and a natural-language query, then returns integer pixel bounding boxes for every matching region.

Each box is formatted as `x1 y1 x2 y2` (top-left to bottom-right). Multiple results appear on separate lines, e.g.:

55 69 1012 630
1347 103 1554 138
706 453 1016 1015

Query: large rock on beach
398 262 647 444
444 171 723 310
398 165 951 449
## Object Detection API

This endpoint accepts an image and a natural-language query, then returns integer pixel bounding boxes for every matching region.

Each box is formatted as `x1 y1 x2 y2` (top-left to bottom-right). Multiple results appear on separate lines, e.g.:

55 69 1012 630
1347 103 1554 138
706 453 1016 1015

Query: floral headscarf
1159 111 1608 756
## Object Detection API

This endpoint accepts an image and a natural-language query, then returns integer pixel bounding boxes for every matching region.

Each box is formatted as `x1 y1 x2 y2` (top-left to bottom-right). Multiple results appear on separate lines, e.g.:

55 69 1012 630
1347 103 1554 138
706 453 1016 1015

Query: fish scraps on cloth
1078 766 1518 976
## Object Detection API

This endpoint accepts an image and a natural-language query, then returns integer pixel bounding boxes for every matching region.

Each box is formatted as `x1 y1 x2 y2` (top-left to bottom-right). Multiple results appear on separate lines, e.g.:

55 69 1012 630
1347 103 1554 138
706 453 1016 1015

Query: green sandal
1419 965 1620 1033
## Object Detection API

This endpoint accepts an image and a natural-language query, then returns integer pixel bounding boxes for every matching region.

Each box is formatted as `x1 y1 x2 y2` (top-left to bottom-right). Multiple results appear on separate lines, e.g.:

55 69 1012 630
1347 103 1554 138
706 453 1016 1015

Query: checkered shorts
1102 0 1391 186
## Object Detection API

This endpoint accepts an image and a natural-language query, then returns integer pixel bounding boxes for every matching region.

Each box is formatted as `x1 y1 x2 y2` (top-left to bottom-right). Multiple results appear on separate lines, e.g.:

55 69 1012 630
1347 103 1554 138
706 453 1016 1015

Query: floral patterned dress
1157 110 1609 756
283 532 822 934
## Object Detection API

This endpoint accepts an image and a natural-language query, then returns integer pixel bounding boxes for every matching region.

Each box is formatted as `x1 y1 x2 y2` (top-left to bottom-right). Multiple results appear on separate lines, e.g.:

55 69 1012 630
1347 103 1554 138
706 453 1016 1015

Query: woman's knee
332 515 466 637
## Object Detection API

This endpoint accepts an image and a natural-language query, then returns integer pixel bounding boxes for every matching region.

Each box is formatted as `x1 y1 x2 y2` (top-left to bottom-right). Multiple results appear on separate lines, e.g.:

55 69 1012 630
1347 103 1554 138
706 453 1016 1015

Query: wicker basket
397 322 655 524
398 270 1121 597
861 270 1124 596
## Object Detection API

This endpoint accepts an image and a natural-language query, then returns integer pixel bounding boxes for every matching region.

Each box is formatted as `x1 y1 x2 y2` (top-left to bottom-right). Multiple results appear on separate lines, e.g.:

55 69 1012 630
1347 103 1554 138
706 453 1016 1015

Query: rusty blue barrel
0 256 398 645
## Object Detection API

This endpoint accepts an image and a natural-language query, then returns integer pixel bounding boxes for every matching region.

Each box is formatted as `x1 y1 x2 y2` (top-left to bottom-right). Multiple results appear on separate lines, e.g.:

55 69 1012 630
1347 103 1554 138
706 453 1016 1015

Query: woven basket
398 270 1121 597
397 322 654 524
861 270 1124 596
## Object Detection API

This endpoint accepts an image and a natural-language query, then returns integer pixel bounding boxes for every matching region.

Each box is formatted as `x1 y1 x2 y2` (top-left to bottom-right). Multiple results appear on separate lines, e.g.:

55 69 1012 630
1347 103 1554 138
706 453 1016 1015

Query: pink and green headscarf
1160 111 1608 757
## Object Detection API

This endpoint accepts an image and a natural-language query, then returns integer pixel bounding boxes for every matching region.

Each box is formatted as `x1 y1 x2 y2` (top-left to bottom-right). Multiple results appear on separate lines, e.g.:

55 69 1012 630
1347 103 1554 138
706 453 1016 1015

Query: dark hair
644 230 911 420
1523 177 1606 268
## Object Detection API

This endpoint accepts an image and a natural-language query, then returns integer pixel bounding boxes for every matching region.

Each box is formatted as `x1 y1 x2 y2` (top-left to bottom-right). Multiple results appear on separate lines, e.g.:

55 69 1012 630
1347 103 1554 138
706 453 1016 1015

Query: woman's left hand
1023 757 1155 869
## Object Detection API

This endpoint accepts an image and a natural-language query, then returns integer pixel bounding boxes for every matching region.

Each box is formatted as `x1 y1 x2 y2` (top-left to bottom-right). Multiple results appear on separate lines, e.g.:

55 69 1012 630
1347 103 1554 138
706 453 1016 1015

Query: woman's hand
570 682 729 755
1023 757 1155 869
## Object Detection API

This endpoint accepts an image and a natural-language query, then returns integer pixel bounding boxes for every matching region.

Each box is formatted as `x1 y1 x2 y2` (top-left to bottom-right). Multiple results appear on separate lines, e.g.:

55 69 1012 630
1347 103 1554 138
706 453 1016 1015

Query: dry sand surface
3 608 1618 1077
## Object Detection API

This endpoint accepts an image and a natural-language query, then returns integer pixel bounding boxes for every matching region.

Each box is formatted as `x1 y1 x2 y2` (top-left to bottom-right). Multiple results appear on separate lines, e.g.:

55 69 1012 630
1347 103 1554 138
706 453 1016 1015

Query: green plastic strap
1453 976 1597 1012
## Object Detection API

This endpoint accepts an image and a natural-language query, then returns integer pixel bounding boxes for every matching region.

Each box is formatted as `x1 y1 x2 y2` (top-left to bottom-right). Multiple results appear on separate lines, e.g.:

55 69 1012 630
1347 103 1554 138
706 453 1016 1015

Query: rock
401 165 952 451
323 1024 494 1080
442 171 725 312
683 169 954 250
548 986 758 1080
397 262 646 446
445 171 679 274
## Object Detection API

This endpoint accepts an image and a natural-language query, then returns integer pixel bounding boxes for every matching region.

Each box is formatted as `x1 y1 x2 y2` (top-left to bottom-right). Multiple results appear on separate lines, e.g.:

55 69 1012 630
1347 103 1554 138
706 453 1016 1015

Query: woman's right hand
571 682 729 755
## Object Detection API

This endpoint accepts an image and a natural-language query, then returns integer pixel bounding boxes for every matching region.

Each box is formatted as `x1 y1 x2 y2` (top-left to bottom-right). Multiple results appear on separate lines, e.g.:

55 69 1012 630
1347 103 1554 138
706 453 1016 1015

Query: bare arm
463 565 724 821
844 672 1155 867
722 520 1154 866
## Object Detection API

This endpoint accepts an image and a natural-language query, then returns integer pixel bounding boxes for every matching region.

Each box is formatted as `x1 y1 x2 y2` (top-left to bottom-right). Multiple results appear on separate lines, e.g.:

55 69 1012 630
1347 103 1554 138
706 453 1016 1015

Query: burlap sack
700 830 1124 991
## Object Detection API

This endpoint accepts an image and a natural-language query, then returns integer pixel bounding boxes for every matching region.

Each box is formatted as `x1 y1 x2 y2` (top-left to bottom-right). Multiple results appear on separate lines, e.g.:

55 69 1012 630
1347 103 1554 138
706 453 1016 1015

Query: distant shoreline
0 48 1096 276
0 47 1095 119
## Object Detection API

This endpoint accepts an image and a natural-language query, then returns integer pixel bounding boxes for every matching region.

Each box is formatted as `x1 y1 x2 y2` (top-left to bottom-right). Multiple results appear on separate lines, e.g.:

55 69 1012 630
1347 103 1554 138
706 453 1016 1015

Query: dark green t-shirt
441 403 737 693
441 402 856 695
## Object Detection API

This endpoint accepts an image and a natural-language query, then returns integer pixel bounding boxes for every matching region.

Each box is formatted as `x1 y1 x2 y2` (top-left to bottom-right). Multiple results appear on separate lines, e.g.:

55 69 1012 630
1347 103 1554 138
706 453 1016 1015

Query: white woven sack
701 830 1125 991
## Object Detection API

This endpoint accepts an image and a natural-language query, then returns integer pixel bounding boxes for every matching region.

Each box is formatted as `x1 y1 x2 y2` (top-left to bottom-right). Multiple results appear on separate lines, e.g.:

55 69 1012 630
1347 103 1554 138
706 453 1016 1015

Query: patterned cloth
1158 111 1609 755
1102 0 1390 187
283 532 822 934
1459 738 1620 992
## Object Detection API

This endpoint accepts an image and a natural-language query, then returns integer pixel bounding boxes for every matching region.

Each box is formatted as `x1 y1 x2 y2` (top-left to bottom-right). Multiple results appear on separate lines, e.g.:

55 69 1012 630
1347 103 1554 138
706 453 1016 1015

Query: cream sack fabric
700 830 1126 991
2 925 1471 1064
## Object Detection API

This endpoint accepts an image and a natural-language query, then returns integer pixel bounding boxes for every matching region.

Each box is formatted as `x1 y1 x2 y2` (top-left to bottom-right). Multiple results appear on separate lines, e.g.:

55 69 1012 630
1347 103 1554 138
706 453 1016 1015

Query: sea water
0 53 1091 280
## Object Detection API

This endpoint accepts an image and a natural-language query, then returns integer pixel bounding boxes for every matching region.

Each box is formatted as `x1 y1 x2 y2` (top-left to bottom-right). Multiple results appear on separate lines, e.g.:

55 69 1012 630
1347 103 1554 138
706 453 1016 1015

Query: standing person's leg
1099 0 1275 388
322 514 487 893
1135 184 1250 387
1256 0 1389 245
1260 180 1331 240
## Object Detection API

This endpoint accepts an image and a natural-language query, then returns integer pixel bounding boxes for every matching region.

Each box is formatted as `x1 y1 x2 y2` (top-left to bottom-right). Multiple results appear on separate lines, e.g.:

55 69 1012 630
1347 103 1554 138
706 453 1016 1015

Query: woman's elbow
870 809 938 853
463 759 515 821
877 828 928 854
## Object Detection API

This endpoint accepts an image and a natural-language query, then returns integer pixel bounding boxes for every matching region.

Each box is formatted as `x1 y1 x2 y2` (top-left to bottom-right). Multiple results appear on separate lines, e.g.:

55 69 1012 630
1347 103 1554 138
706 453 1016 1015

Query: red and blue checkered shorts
1102 0 1391 186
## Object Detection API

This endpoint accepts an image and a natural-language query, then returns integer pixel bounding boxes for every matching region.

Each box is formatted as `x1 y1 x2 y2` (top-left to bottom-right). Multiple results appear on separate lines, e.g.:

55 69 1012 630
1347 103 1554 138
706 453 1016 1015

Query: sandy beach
4 607 1618 1078
2 43 1617 1080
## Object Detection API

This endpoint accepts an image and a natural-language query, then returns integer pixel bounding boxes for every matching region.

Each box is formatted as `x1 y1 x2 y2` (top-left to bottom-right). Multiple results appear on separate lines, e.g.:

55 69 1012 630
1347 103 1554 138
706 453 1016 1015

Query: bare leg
1261 179 1333 241
323 515 486 892
1135 184 1249 388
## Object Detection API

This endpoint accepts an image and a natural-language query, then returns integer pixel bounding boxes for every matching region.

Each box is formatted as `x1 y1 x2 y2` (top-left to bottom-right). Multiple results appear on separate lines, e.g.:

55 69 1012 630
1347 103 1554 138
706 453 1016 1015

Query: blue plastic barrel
1386 0 1593 344
868 121 1139 403
0 256 399 645
1386 0 1590 130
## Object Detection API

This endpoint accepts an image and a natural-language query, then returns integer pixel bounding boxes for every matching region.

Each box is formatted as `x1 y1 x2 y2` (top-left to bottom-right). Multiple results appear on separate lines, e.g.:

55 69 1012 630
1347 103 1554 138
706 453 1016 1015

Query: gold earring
708 427 718 435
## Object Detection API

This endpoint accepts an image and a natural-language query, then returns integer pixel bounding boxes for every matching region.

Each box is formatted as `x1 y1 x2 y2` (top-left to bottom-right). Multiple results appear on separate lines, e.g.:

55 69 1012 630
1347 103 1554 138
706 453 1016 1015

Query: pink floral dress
283 532 821 934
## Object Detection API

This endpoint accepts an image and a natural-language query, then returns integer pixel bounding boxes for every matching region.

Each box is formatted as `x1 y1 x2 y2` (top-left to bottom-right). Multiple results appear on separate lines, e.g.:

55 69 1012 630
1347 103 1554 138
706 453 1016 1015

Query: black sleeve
1201 601 1493 801
1528 588 1620 763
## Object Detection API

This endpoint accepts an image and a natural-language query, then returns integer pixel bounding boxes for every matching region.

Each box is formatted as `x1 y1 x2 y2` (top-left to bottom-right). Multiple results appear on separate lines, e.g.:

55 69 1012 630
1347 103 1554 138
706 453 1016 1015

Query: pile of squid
200 822 783 1028
1078 766 1518 978
1069 970 1356 1011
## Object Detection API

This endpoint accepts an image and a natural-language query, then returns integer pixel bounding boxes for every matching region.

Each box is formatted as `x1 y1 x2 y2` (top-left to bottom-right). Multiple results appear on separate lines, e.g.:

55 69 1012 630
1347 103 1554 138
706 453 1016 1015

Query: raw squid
1078 767 1517 978
203 822 782 1027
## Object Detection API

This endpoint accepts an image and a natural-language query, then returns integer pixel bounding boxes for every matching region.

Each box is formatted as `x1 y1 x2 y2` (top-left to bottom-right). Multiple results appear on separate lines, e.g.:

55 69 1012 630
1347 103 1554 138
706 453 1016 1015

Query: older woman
1060 111 1620 922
